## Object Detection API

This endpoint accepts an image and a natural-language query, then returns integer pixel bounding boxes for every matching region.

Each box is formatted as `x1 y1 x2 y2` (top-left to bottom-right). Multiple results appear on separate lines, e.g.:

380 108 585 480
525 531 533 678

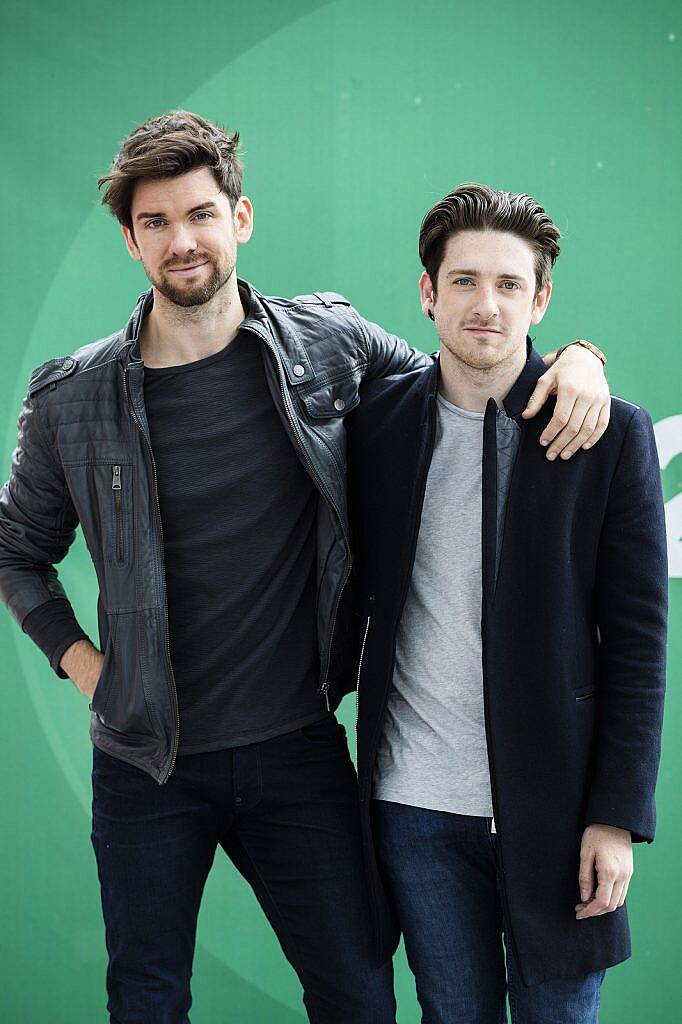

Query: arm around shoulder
352 309 432 381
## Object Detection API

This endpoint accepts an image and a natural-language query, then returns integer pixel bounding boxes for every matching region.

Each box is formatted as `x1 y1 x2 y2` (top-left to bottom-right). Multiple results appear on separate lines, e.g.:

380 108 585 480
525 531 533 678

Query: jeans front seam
228 833 306 971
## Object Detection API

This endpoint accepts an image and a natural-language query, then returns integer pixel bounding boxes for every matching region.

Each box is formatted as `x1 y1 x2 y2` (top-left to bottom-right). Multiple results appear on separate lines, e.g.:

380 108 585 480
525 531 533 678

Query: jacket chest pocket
109 464 130 565
62 459 134 569
298 376 361 474
298 375 361 420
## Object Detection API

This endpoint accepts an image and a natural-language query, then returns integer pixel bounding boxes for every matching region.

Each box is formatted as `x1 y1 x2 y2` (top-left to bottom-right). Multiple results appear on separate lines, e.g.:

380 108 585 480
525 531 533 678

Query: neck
438 340 528 413
139 272 244 368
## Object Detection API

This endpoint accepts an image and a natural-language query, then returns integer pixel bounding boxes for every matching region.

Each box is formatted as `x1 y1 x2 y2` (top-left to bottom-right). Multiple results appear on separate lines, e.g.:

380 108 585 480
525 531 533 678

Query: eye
145 219 166 230
192 211 212 221
454 277 474 287
501 281 520 291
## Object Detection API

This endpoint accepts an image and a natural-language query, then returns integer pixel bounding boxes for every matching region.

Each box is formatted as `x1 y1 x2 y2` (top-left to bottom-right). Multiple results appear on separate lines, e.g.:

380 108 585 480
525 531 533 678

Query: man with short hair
348 183 667 1023
0 113 611 1023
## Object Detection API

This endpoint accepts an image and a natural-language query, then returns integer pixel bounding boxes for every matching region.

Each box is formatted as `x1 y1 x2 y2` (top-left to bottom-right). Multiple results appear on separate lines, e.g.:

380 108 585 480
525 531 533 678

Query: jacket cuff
584 803 655 845
21 599 90 679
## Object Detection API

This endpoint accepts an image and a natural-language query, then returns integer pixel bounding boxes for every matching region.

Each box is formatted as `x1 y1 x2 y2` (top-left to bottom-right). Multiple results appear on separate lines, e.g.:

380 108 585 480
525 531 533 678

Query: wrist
556 339 607 367
59 638 100 679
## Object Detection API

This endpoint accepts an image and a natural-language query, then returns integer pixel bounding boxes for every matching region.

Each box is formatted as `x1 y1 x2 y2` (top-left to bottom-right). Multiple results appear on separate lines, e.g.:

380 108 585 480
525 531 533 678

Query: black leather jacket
0 282 430 783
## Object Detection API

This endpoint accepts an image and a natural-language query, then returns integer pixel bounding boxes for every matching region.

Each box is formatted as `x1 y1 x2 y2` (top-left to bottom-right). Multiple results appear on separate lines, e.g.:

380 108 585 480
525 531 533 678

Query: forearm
22 598 91 678
59 636 101 683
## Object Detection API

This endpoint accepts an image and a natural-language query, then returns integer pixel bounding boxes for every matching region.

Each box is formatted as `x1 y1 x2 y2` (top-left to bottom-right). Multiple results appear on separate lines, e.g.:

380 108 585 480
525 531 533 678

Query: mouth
465 327 502 335
167 261 209 275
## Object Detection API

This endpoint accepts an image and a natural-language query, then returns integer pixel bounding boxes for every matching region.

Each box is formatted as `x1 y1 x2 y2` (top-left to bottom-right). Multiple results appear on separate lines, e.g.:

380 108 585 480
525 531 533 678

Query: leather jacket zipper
122 364 180 783
111 465 124 563
244 326 351 710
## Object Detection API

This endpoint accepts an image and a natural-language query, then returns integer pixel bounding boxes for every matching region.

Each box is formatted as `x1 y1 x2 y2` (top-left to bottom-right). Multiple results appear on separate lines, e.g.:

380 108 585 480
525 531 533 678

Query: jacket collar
422 336 546 421
501 337 547 420
117 278 270 364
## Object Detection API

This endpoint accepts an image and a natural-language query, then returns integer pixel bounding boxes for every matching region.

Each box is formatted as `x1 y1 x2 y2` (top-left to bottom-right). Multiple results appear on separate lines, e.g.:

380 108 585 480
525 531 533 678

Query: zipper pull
112 465 122 490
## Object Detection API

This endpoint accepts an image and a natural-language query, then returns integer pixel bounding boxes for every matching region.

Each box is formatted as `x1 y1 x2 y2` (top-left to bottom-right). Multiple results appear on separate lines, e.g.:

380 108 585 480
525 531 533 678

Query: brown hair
419 183 561 295
98 110 243 230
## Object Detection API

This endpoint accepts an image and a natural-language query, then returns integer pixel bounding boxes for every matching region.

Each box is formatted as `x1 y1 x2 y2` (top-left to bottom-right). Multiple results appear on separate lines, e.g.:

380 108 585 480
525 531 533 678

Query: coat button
293 364 305 377
334 398 346 411
62 358 74 371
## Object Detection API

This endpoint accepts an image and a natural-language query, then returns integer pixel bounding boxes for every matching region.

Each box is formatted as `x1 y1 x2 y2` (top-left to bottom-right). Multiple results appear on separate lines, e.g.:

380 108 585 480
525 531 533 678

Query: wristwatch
556 339 607 367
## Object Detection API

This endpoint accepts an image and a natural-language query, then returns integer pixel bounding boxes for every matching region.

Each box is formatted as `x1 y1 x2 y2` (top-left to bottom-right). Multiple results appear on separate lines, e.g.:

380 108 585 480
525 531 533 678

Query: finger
581 401 611 450
577 874 615 919
557 405 600 460
589 872 614 921
539 390 577 449
546 396 592 459
523 370 557 419
617 871 633 908
578 850 596 903
610 879 628 912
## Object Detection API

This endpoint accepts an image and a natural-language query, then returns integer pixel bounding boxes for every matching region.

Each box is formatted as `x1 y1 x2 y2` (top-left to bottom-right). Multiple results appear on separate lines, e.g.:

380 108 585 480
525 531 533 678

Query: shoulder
265 289 354 312
28 330 126 400
607 396 657 452
261 289 358 325
609 397 659 468
528 389 650 454
360 365 432 404
258 288 364 346
253 287 376 381
349 364 433 436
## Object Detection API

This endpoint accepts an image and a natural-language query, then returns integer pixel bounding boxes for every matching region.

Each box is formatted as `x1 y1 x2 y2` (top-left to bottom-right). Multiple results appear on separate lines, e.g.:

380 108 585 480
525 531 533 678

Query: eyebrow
445 268 526 281
135 201 218 222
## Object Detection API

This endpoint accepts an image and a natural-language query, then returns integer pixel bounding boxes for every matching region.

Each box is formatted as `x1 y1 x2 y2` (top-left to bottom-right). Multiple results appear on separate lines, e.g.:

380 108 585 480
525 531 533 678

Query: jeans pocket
298 714 345 743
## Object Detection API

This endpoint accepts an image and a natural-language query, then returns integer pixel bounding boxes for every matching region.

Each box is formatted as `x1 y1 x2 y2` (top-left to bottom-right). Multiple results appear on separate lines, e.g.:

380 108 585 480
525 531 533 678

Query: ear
530 280 552 326
419 271 435 320
233 196 254 245
122 224 142 263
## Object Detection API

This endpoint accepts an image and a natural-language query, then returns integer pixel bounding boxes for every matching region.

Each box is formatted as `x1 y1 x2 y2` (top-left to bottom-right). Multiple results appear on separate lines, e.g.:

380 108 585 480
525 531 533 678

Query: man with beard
0 115 611 1022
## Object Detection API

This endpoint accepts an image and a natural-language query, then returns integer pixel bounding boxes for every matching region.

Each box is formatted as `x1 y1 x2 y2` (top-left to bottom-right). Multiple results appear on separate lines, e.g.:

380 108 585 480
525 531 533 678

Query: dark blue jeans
90 715 396 1024
373 800 605 1024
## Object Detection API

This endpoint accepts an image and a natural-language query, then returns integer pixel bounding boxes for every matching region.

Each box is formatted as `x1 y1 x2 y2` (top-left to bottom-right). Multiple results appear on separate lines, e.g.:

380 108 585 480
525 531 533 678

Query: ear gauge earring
428 309 435 321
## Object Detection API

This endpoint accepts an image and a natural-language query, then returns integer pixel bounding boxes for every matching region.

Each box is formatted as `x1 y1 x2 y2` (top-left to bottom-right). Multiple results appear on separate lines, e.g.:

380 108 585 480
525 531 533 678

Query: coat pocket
91 620 116 721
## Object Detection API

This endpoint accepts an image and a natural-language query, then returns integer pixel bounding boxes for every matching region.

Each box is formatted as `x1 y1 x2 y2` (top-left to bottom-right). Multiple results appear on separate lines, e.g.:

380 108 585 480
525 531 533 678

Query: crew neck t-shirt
143 329 326 754
374 394 519 816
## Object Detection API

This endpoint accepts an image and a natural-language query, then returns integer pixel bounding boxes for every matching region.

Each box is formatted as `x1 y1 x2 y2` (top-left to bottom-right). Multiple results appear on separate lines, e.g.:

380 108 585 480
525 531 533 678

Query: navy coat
346 345 668 985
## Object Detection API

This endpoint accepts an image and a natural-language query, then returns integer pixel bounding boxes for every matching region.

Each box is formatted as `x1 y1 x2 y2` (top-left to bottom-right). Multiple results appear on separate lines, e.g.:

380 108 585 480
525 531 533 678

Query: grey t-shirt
374 393 519 816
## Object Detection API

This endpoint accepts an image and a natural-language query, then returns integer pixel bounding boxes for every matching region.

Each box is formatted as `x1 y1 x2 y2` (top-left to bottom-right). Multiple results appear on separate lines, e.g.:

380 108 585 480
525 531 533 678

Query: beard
440 327 517 371
146 251 234 308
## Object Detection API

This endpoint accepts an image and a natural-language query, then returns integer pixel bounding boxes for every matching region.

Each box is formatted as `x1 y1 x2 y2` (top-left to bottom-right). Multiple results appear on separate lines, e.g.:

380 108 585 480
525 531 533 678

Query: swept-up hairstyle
98 110 243 230
419 183 561 295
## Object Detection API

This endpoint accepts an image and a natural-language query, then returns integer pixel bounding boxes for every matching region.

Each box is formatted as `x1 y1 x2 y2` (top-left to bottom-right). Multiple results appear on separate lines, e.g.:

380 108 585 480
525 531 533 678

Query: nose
167 223 198 257
471 285 499 322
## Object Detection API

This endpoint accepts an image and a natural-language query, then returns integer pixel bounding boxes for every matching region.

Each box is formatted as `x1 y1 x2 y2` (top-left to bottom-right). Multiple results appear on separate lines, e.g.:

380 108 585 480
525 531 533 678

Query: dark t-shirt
143 329 326 754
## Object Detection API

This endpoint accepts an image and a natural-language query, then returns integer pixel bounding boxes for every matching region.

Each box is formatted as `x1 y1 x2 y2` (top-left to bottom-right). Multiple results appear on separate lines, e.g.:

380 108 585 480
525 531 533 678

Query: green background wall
2 1 680 1020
